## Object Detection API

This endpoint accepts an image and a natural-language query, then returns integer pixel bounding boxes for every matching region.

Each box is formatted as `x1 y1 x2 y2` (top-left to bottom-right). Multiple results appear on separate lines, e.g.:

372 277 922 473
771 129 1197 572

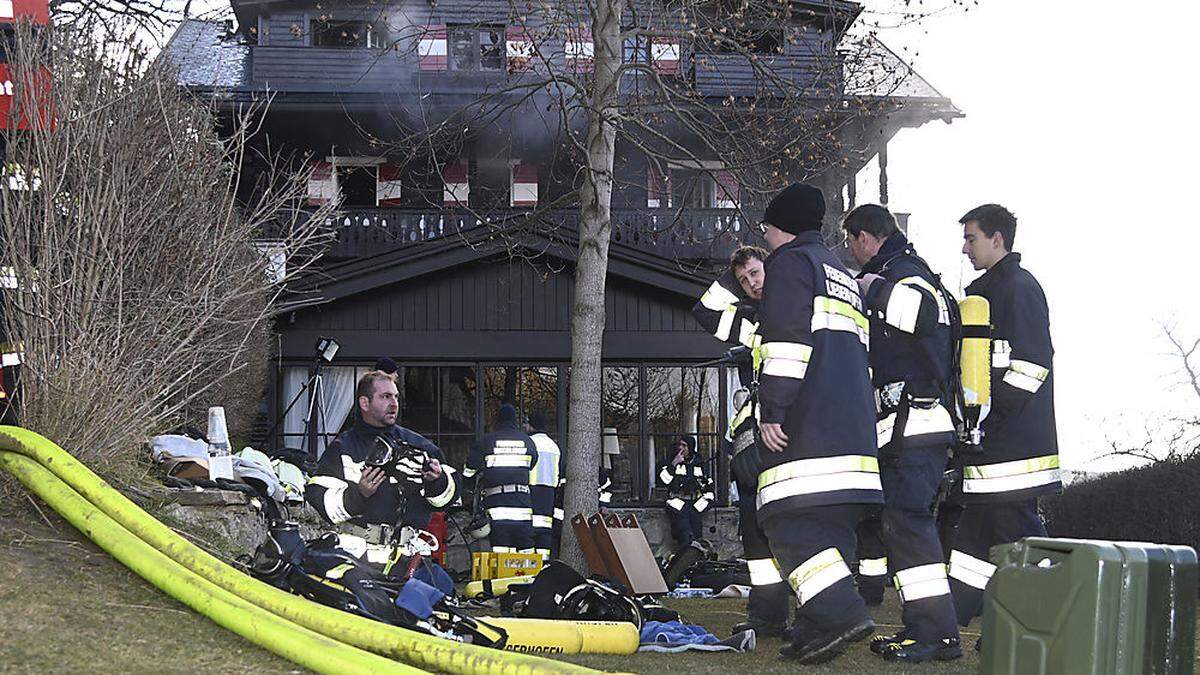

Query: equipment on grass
246 500 506 648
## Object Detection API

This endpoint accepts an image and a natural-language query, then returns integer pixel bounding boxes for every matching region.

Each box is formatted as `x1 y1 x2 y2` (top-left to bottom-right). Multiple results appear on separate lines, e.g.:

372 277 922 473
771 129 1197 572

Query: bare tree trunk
560 0 623 572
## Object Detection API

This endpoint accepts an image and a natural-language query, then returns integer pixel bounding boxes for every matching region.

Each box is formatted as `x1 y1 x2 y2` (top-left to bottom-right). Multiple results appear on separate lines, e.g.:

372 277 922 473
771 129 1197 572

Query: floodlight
315 337 340 363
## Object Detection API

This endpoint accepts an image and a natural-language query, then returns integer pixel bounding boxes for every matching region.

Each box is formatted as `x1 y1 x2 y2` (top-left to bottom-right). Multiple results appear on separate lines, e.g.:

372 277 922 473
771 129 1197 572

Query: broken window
310 19 376 48
448 24 506 71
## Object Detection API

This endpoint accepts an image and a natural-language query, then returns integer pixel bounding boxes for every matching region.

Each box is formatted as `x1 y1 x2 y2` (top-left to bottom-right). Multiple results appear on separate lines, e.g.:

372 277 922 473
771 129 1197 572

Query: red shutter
419 24 448 71
715 171 739 209
507 26 534 73
442 163 469 206
306 160 335 206
510 164 538 207
566 28 593 73
376 163 403 207
651 38 680 75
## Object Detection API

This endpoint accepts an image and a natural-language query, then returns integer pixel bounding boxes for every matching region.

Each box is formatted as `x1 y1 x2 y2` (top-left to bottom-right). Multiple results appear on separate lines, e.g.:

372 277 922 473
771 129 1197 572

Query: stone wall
156 488 745 573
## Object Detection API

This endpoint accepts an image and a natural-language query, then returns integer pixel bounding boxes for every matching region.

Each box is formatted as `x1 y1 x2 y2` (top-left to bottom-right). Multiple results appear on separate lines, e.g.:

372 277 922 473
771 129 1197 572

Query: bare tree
1099 321 1200 464
0 21 329 488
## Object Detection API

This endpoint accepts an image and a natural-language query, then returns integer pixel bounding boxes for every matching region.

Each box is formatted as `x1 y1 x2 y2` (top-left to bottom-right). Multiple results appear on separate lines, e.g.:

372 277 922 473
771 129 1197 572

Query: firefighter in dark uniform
657 435 714 551
691 245 790 638
305 370 458 564
755 183 883 664
949 204 1060 629
523 411 562 561
843 204 963 662
464 404 540 553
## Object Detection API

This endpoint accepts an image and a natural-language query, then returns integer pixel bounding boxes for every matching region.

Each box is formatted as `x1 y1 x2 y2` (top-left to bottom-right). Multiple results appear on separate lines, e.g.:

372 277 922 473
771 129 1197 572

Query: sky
853 1 1200 471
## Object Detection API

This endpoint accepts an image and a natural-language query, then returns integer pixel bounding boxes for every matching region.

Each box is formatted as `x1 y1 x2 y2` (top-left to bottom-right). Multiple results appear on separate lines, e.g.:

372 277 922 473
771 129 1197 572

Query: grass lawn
2 500 1196 674
0 503 302 674
555 595 981 675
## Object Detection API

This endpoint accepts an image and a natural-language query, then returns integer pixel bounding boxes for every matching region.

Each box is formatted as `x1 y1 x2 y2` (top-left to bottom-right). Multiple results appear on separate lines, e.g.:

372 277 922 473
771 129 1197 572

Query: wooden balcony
267 206 762 264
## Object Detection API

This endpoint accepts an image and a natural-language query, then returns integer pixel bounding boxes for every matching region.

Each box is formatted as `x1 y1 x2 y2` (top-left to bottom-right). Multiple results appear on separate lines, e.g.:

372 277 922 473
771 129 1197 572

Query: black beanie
679 435 697 454
763 183 826 235
527 411 547 432
498 403 518 426
374 357 399 375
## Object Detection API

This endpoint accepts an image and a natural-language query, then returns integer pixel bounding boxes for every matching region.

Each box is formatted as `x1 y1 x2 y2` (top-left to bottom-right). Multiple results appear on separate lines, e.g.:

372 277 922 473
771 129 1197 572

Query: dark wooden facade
168 0 958 505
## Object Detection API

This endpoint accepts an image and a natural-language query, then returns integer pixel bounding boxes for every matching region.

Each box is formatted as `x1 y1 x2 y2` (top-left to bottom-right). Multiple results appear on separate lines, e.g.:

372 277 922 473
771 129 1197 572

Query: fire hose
0 425 599 675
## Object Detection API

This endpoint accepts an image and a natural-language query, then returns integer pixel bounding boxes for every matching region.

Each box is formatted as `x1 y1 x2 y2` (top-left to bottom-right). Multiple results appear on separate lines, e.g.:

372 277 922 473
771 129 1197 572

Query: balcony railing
271 206 761 263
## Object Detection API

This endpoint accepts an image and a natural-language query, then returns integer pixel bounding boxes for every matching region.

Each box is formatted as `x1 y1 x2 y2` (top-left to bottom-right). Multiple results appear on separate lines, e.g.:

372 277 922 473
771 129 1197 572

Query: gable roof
277 224 713 315
162 19 252 91
847 36 962 120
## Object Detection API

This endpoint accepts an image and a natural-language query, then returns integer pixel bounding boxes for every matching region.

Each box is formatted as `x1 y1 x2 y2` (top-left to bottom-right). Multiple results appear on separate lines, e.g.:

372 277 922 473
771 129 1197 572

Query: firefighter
523 411 561 561
464 404 540 553
691 245 790 638
657 435 714 551
948 204 1060 629
843 204 963 662
305 370 458 564
755 183 882 664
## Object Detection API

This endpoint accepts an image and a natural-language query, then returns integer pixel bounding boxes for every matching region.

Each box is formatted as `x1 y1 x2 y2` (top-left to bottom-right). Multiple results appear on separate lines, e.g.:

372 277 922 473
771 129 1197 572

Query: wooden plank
587 514 629 587
570 513 610 577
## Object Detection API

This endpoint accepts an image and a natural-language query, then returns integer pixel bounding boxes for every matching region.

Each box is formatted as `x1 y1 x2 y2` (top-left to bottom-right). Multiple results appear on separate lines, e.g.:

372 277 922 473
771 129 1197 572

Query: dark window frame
273 359 729 506
447 23 506 72
309 17 378 49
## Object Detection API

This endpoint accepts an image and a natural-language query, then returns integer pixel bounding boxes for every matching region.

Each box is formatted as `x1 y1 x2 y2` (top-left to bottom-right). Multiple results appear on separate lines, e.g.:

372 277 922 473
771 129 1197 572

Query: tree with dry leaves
0 21 329 488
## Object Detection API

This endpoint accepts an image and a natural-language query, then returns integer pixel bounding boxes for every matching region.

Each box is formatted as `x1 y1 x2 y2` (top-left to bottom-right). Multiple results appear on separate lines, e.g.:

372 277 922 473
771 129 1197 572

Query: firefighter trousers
947 499 1045 626
762 504 872 635
854 512 887 603
666 499 704 550
738 476 789 625
529 484 556 560
879 445 960 642
482 492 534 553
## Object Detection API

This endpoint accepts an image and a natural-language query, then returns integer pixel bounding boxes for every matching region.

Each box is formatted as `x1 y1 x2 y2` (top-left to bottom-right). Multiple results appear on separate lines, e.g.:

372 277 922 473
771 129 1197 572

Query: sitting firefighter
464 404 539 553
305 370 459 565
657 435 714 551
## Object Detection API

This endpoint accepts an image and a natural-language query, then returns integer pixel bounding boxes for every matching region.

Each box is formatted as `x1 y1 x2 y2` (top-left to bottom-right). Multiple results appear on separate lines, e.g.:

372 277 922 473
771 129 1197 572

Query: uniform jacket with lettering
464 423 539 489
755 231 883 523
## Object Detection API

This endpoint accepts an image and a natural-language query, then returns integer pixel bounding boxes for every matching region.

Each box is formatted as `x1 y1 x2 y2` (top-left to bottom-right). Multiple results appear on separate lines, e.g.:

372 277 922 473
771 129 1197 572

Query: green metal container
981 537 1196 675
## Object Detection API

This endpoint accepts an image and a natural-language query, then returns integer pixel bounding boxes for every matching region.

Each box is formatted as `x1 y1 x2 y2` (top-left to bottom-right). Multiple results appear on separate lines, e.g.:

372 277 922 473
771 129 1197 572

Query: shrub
1044 454 1200 556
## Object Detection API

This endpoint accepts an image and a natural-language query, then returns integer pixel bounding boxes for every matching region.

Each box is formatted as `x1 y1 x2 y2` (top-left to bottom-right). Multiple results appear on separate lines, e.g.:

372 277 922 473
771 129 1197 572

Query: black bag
683 559 751 590
513 561 643 627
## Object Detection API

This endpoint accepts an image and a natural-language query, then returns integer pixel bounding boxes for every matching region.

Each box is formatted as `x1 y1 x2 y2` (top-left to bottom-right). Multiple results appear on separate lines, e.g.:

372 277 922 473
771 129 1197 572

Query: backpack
507 561 643 627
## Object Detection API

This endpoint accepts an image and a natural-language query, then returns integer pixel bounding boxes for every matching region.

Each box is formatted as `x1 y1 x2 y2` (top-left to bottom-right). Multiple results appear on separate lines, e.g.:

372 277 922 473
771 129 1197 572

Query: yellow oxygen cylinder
482 618 640 655
463 575 534 599
959 295 991 446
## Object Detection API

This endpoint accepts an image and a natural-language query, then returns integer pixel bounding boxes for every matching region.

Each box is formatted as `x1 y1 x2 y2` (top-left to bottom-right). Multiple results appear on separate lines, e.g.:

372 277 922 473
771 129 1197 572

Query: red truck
0 0 50 130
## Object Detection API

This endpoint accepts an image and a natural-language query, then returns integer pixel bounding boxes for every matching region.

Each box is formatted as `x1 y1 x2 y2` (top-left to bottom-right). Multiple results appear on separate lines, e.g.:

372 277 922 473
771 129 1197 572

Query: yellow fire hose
0 451 423 674
0 426 600 675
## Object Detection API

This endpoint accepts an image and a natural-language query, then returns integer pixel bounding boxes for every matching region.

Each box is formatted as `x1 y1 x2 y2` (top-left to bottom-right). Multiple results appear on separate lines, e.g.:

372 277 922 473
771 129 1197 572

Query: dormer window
311 19 377 48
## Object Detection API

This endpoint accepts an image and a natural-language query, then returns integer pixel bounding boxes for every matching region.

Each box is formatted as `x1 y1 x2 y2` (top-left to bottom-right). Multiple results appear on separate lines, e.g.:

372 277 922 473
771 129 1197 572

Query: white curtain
281 366 358 458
